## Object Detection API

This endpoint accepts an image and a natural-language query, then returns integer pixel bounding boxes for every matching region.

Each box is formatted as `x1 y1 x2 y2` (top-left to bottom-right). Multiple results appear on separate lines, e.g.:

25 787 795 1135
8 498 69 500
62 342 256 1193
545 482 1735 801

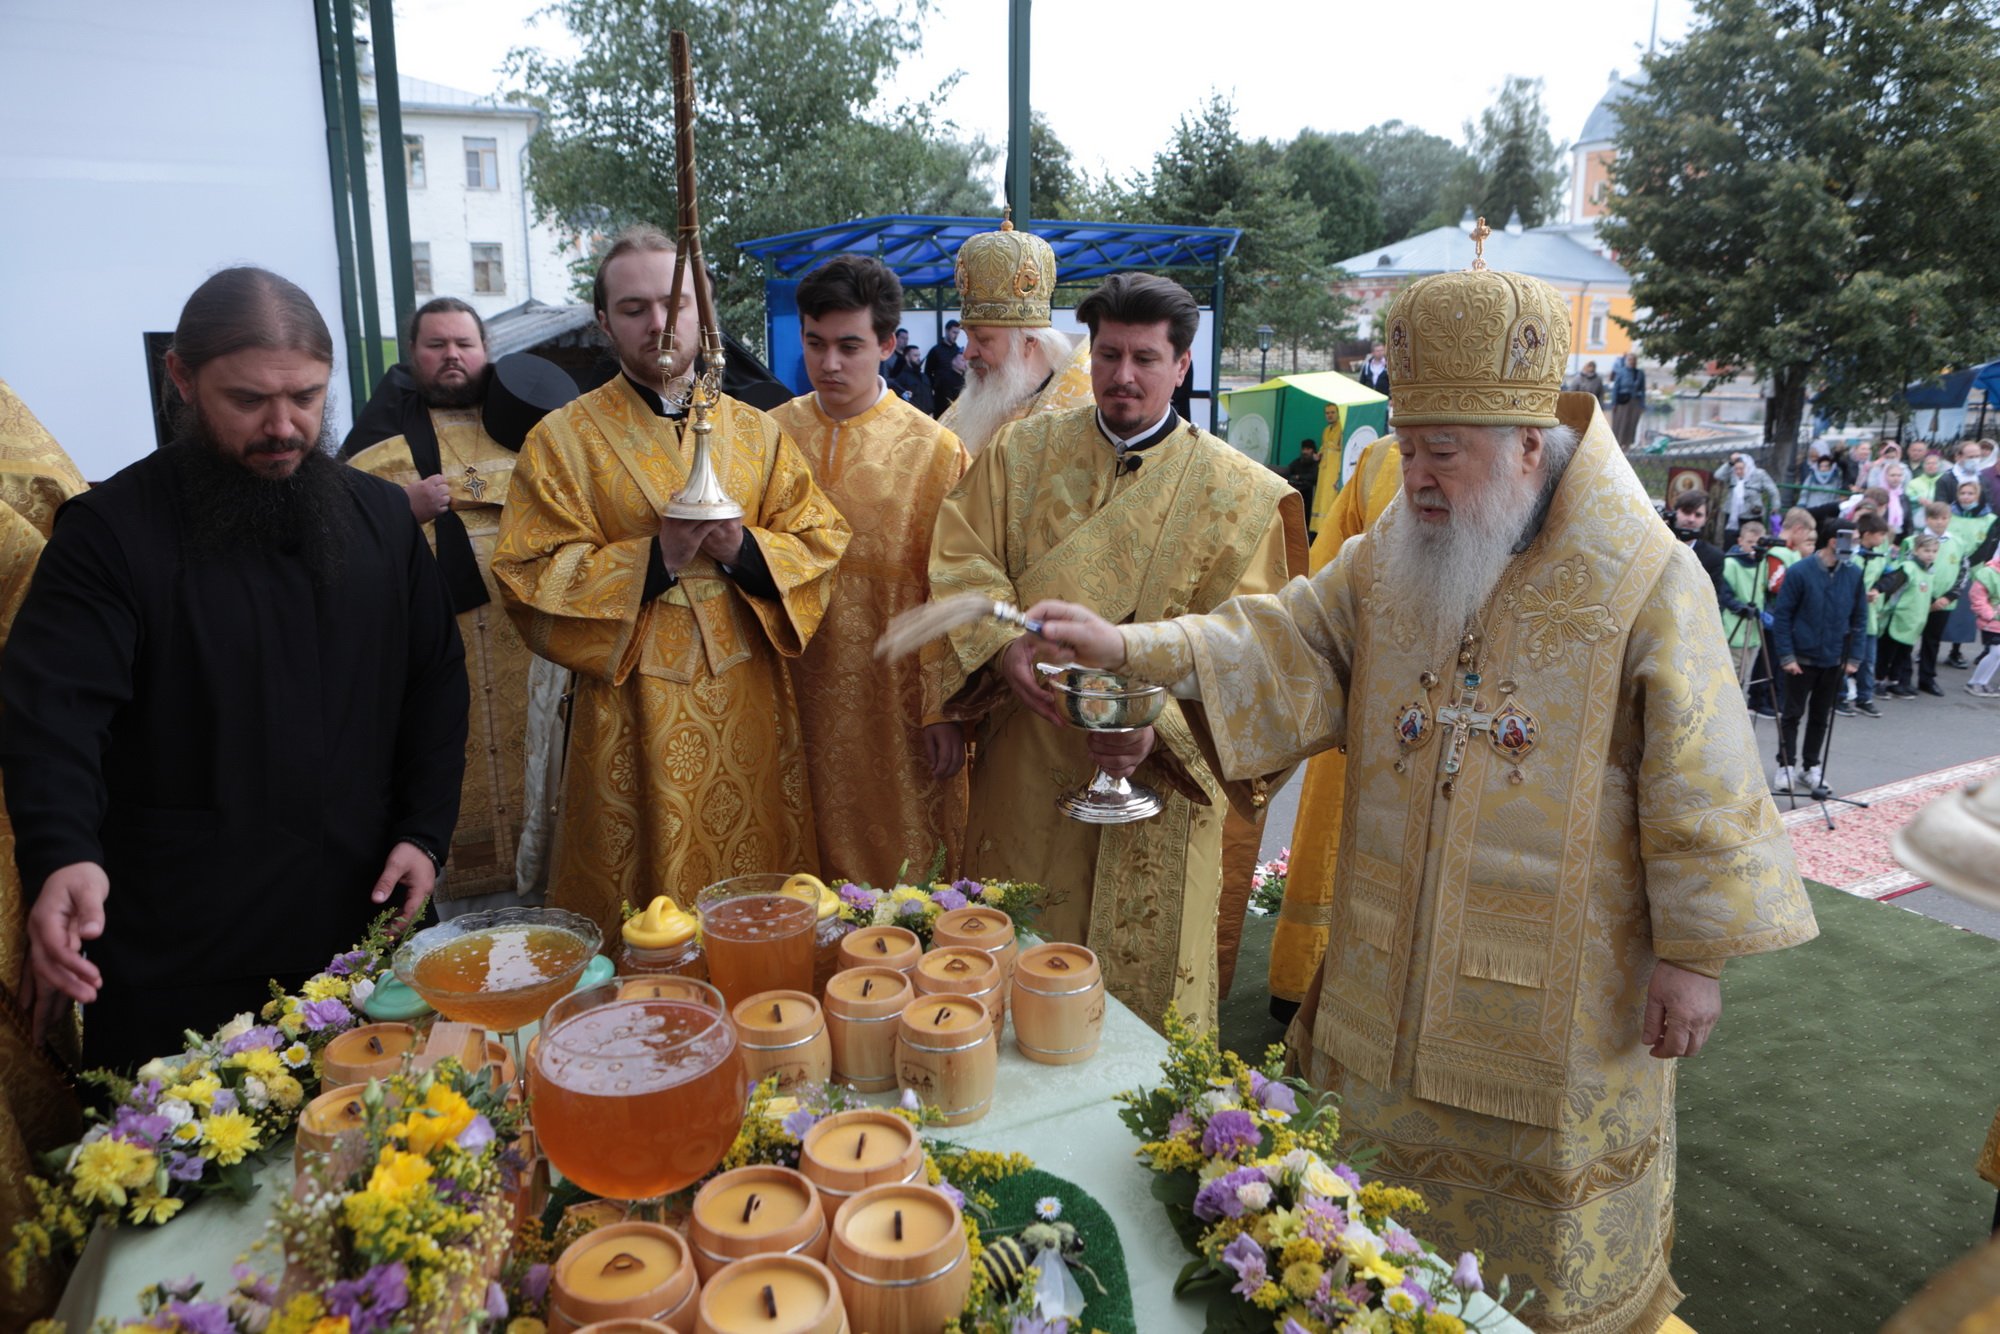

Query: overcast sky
391 0 1696 188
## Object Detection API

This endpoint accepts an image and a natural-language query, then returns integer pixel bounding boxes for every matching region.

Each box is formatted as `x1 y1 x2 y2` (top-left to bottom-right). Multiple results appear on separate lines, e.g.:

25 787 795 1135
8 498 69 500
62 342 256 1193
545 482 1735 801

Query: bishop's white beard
950 329 1064 452
1377 427 1573 653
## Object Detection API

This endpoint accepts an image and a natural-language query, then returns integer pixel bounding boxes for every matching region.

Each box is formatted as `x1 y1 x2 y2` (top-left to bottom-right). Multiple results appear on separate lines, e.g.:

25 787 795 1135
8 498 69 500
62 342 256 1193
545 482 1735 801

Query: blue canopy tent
1902 360 2000 441
736 215 1240 428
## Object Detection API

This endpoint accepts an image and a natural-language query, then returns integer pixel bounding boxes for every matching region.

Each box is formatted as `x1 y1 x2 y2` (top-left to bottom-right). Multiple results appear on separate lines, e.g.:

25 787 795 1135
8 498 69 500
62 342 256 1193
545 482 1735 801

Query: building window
404 134 425 189
1587 299 1609 349
472 242 505 294
412 242 432 295
464 136 499 189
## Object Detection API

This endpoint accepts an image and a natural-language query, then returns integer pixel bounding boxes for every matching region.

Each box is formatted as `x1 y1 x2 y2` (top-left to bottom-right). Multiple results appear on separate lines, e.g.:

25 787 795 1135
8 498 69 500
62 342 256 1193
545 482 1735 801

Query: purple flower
838 883 879 911
934 1178 965 1210
1282 1322 1314 1334
131 1079 162 1110
221 1026 284 1055
1200 1108 1260 1159
1297 1195 1347 1246
1382 1222 1422 1257
1333 1162 1362 1191
111 1107 172 1147
1193 1167 1269 1221
160 1275 202 1301
1397 1275 1436 1311
1345 1281 1375 1305
1451 1252 1484 1294
1249 1071 1299 1117
456 1114 495 1152
951 878 986 898
1166 1109 1195 1138
167 1152 207 1183
327 1260 409 1334
931 888 968 912
898 898 925 917
781 1108 818 1141
1009 1317 1064 1334
484 1282 508 1319
326 949 369 978
208 1089 238 1115
1221 1232 1267 1298
159 1299 233 1334
232 1262 279 1305
522 1263 551 1305
300 998 354 1033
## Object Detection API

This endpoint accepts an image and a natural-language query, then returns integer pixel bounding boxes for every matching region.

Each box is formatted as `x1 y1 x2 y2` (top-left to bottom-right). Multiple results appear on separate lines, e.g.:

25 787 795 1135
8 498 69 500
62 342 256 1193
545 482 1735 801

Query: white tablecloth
56 993 1531 1332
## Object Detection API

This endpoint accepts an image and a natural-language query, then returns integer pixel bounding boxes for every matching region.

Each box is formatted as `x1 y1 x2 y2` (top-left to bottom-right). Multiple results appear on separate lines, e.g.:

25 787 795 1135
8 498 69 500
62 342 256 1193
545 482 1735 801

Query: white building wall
359 89 586 336
0 1 353 480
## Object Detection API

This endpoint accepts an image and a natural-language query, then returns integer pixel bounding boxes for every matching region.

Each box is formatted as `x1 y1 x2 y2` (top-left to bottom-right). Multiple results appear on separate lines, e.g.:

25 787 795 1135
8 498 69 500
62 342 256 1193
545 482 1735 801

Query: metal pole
313 0 368 418
369 0 416 351
1006 0 1031 224
1210 264 1226 435
333 0 385 386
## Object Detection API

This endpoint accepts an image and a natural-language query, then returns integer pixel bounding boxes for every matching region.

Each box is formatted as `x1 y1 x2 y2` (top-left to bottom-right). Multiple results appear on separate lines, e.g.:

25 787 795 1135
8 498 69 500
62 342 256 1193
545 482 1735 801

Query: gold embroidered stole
1318 403 1677 1127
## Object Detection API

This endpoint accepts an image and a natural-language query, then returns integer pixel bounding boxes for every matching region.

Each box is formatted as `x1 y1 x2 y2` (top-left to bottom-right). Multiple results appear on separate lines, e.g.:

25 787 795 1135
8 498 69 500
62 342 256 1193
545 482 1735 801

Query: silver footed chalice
1037 663 1169 824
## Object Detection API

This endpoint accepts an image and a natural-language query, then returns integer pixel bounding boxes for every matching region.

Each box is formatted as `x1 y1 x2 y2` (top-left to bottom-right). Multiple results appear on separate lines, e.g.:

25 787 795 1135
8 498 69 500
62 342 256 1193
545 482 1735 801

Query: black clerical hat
482 352 579 450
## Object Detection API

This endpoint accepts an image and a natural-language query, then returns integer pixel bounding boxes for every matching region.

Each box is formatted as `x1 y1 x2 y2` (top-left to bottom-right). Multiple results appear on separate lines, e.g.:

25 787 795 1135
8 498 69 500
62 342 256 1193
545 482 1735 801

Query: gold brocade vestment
352 410 532 898
938 334 1095 450
768 389 969 885
0 503 80 1324
1121 397 1818 1333
930 406 1301 1029
0 376 88 536
1269 439 1403 1005
492 379 850 943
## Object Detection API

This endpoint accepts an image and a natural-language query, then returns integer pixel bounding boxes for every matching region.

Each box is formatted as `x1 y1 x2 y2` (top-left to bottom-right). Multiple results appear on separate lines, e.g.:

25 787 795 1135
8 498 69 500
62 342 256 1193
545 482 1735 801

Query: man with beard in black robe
0 267 467 1070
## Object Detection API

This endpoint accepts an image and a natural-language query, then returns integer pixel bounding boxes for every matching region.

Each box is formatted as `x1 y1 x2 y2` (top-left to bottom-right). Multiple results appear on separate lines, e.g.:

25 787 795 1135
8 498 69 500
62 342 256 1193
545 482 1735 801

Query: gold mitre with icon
1383 217 1570 428
954 216 1057 328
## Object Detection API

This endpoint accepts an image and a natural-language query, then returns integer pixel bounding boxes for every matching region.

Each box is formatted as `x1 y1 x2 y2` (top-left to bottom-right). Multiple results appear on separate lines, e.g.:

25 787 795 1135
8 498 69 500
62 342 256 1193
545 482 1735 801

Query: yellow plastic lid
783 872 842 922
622 895 697 949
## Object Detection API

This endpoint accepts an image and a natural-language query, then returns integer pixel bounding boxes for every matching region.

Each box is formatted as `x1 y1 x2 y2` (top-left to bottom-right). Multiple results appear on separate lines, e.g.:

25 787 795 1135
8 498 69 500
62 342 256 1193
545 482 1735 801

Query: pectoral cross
462 463 486 501
1435 672 1495 780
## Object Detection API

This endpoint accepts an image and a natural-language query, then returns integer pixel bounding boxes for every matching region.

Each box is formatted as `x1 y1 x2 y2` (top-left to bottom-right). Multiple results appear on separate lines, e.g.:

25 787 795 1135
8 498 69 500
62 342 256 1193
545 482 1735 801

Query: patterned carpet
1777 755 2000 899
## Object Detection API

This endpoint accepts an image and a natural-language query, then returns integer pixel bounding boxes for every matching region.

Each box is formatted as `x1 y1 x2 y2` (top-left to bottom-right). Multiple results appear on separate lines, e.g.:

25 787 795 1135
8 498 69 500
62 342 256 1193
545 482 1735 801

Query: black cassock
0 447 468 1070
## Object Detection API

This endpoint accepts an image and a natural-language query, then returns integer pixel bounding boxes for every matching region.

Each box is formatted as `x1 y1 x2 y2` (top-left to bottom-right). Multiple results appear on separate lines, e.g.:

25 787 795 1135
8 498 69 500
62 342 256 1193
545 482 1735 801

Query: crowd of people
1688 435 2000 799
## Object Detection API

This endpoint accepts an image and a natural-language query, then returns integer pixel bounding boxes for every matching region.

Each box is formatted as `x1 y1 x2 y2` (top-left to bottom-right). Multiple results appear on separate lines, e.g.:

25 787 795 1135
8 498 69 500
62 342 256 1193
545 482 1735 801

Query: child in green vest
1913 501 1967 690
1877 531 1940 697
1943 479 1997 668
1968 552 2000 696
1846 512 1892 716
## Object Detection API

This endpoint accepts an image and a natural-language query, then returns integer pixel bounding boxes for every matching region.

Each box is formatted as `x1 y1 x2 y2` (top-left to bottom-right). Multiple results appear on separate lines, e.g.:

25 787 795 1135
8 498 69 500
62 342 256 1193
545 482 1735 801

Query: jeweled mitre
953 219 1057 328
1385 267 1570 428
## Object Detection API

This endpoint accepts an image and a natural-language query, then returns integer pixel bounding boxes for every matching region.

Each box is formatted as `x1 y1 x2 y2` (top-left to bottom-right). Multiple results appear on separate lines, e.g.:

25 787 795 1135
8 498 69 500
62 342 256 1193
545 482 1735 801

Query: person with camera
1713 451 1782 543
1720 517 1787 717
1769 518 1866 797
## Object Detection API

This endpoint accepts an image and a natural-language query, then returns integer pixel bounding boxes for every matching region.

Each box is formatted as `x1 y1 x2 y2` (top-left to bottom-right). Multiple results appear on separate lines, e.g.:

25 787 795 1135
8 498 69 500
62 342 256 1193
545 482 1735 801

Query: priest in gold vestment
352 301 574 905
493 229 849 942
1269 438 1402 1018
937 222 1093 454
930 270 1303 1029
770 256 970 885
1025 258 1818 1332
0 376 89 536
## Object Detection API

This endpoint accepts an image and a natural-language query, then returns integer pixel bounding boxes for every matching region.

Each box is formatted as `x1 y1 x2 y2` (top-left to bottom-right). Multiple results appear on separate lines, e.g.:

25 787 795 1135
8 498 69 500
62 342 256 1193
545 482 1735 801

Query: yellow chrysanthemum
390 1083 476 1155
1340 1235 1404 1288
127 1190 183 1225
278 1011 306 1038
202 1110 260 1165
301 974 351 1002
232 1048 285 1080
1425 1315 1466 1334
366 1147 433 1202
1248 1280 1286 1310
268 1073 306 1110
308 1319 352 1334
1279 1236 1324 1268
163 1074 221 1108
71 1138 157 1207
506 1321 549 1334
1281 1259 1324 1300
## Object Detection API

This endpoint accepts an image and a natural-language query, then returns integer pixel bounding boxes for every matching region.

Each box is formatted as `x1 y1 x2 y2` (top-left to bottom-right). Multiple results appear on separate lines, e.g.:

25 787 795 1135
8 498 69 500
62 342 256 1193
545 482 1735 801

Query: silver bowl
1037 664 1167 733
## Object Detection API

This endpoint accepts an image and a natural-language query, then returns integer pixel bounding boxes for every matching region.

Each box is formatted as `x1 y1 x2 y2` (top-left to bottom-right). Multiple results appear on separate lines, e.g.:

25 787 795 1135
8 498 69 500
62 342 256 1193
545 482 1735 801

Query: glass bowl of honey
393 906 604 1033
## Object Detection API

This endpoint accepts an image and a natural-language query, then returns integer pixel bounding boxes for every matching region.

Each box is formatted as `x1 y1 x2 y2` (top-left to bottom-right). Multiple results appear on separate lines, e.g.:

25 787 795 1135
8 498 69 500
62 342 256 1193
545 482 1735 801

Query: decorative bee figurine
975 1218 1106 1308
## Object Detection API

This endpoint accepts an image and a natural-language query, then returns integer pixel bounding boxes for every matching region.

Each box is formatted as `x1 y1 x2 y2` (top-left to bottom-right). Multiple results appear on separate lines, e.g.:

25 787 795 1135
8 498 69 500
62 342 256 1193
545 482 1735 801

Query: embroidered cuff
1119 621 1194 689
1664 956 1724 980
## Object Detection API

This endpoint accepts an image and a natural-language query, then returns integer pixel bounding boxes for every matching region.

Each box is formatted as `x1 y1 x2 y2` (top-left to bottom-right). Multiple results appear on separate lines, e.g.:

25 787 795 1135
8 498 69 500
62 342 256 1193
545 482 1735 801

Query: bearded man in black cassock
0 267 468 1071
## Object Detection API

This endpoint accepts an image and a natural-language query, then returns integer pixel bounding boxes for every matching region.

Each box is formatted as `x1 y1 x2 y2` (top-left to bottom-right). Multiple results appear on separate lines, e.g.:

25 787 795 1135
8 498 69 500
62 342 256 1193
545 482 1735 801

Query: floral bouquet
831 877 1048 948
9 917 402 1288
1248 850 1290 917
1117 1009 1528 1334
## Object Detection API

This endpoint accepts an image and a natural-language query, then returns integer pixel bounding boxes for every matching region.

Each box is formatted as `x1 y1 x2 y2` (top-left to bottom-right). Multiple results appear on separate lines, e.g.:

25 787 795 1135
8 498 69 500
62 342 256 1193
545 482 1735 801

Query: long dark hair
170 266 334 372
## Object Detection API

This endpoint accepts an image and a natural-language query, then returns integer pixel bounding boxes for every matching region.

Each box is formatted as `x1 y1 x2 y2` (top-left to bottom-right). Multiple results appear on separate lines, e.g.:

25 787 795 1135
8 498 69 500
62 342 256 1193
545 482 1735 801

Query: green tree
1028 112 1081 219
1445 75 1566 228
506 0 991 344
1282 130 1383 260
1139 95 1349 352
1601 0 2000 481
1330 121 1474 241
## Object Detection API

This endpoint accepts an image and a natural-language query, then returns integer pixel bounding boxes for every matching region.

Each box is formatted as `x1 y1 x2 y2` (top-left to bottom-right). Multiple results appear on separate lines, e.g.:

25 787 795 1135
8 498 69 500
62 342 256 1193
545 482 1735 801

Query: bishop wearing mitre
1024 253 1817 1331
